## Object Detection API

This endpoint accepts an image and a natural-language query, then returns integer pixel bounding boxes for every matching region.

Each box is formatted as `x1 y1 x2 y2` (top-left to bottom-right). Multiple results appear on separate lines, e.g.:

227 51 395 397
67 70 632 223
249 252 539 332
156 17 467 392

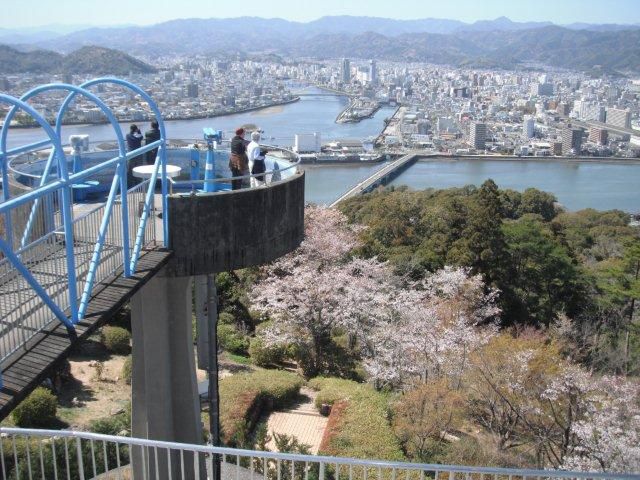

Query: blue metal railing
0 78 169 389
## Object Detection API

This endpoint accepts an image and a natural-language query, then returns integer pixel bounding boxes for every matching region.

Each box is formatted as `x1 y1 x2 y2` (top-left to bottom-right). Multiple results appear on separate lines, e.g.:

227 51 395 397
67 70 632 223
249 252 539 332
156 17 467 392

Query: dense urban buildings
1 56 639 158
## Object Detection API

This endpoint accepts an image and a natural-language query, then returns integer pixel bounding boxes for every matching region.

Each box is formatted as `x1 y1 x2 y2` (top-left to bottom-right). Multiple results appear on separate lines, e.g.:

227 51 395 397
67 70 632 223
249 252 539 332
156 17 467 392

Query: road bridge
294 92 350 97
330 152 424 206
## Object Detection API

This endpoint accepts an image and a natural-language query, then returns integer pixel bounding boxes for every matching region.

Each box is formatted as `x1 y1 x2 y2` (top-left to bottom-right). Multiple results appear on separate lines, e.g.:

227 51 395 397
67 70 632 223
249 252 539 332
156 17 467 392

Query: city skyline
2 0 640 30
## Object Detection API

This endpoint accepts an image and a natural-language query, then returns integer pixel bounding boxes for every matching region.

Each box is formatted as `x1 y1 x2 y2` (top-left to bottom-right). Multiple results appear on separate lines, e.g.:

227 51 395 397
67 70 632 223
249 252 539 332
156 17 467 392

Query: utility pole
195 274 221 480
207 274 221 480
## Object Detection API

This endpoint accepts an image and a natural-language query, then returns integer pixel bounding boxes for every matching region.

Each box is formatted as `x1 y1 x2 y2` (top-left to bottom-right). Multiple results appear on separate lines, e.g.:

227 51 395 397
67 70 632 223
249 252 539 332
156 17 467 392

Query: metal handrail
0 180 156 364
0 428 636 479
169 143 301 192
5 138 298 180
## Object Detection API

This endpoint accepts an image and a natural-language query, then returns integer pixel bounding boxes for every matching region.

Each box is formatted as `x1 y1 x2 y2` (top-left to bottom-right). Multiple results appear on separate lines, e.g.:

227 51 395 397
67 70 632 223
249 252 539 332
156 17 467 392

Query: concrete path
265 387 328 454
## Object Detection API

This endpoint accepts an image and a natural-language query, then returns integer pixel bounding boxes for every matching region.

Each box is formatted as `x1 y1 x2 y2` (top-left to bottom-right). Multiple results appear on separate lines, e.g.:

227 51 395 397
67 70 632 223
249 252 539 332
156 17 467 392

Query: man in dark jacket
229 127 248 190
126 124 144 184
144 120 161 165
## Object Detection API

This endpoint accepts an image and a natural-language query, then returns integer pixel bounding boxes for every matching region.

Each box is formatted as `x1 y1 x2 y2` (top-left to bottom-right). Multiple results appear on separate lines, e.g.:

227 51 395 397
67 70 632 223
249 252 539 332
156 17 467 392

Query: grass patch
222 351 252 365
220 369 303 446
309 377 405 461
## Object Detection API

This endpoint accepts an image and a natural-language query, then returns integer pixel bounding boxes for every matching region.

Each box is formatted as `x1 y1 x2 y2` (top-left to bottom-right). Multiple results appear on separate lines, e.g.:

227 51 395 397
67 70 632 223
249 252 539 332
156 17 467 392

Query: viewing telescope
203 128 223 145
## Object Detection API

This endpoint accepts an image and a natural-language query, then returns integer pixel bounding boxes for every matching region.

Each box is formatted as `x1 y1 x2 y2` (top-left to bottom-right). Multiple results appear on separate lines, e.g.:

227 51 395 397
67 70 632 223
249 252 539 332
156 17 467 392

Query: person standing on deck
246 131 265 188
229 128 249 190
144 120 161 165
126 124 144 185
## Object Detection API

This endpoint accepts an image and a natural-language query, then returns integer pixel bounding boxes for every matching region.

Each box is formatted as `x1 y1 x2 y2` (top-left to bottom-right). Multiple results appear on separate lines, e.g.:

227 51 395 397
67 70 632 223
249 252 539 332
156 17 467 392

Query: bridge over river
330 151 424 206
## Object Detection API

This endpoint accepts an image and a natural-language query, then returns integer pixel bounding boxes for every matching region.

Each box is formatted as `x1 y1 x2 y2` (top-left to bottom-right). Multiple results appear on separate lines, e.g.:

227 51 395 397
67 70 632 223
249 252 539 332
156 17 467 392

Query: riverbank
375 105 404 146
299 153 640 166
415 154 640 164
1 97 301 130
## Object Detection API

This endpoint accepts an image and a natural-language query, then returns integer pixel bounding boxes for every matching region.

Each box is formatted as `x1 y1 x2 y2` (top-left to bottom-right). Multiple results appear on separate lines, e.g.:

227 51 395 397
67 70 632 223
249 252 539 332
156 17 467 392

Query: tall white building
523 116 535 138
607 107 632 129
369 60 377 85
341 58 351 84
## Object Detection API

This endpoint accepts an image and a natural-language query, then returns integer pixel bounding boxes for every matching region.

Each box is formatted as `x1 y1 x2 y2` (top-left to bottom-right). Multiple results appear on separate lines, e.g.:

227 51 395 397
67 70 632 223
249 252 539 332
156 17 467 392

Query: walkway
0 246 171 419
265 387 328 454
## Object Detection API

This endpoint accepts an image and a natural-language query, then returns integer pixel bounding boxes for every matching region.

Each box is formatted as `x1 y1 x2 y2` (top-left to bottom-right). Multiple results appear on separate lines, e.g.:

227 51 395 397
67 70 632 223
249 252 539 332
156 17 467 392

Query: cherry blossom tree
364 266 500 390
466 333 640 470
562 376 640 473
251 206 396 376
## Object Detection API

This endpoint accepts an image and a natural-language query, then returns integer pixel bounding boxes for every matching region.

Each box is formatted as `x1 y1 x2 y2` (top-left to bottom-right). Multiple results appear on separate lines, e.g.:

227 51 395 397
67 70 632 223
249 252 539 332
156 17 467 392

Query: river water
389 159 640 213
4 88 639 212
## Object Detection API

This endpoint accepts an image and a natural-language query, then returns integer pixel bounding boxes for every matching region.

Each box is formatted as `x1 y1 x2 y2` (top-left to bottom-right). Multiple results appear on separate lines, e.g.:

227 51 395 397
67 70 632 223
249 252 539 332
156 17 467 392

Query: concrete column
130 268 203 479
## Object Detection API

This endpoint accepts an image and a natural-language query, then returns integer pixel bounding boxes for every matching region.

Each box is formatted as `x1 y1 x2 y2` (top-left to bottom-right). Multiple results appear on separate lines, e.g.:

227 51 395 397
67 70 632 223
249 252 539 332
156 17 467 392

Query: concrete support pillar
130 268 202 479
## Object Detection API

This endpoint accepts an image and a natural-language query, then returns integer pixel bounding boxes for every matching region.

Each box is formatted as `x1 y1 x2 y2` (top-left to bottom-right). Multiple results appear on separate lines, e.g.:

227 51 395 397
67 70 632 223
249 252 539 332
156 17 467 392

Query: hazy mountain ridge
287 26 640 72
2 16 640 72
4 15 638 54
0 44 157 74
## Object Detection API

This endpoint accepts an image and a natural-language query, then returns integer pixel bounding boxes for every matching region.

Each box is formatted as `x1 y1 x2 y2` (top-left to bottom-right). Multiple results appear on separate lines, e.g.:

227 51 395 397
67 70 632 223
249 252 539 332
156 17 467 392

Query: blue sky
2 0 640 29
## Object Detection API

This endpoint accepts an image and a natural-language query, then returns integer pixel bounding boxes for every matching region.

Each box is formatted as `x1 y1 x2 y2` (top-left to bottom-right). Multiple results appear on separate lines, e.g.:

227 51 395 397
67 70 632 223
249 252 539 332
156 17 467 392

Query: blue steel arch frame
1 84 132 324
78 77 170 248
0 79 168 389
0 94 77 329
9 85 129 249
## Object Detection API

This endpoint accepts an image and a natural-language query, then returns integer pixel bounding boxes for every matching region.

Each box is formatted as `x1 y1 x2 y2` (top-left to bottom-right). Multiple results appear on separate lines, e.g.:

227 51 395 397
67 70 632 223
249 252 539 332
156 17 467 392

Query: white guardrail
1 428 637 480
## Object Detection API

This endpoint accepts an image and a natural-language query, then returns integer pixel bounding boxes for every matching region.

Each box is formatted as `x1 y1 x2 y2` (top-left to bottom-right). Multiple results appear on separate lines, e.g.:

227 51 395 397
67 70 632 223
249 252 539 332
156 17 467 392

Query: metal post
0 154 14 249
119 155 131 277
195 276 209 370
207 274 221 480
204 143 216 193
56 149 80 325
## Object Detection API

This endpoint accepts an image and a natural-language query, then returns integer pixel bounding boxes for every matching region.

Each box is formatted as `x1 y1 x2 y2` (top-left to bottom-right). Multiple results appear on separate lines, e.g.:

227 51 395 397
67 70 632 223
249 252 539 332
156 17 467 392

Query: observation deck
0 78 304 420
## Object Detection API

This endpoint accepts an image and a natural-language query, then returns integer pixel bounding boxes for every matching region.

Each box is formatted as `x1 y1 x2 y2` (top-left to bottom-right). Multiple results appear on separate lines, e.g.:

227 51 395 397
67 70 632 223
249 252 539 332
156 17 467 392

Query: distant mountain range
0 45 157 74
2 16 640 73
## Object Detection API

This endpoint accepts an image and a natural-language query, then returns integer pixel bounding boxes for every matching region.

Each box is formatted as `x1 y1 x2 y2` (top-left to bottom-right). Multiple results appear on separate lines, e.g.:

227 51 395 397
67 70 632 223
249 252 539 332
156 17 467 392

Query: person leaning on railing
229 127 249 190
247 131 267 188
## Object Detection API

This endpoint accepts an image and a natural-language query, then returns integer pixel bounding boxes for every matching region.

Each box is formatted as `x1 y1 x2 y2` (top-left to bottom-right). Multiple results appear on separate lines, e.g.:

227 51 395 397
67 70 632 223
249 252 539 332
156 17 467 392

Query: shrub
12 387 58 428
218 324 250 355
435 436 527 468
309 377 405 462
249 337 288 367
101 326 131 354
92 360 105 381
218 312 235 325
90 409 130 436
220 370 303 446
121 356 132 385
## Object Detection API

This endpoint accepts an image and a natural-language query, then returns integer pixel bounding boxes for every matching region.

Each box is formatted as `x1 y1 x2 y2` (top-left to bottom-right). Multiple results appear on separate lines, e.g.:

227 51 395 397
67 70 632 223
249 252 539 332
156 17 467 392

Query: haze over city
2 0 640 29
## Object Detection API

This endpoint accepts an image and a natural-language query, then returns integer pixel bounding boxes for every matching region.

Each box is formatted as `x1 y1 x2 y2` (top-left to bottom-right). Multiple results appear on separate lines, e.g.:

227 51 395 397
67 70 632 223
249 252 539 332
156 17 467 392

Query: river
4 88 639 212
4 88 394 148
388 158 640 213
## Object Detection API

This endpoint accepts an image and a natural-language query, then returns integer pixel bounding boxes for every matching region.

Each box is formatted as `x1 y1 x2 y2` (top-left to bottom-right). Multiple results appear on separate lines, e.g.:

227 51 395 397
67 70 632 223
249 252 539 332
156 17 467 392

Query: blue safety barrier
0 79 169 389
